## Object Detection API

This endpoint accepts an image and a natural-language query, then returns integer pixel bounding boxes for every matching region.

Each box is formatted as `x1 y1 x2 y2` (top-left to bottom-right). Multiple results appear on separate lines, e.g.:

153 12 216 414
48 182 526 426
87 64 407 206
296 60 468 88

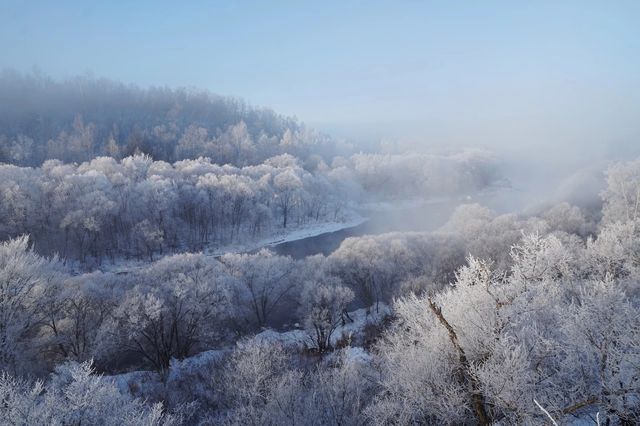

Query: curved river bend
272 191 515 259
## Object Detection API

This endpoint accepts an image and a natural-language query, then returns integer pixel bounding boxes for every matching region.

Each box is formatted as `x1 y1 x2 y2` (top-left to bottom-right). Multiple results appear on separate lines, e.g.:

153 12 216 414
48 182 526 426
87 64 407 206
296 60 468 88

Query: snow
329 304 391 346
341 346 373 364
252 304 391 351
219 211 367 253
111 370 162 399
109 349 229 400
80 210 368 275
252 328 309 350
168 349 228 379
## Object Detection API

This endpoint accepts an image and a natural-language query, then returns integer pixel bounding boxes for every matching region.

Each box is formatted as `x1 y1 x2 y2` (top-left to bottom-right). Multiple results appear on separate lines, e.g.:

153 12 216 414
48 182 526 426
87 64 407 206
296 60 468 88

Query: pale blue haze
1 0 639 151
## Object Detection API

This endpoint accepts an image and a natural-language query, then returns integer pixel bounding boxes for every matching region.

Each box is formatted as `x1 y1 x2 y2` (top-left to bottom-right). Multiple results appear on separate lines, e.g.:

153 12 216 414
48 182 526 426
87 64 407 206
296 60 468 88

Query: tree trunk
427 298 490 426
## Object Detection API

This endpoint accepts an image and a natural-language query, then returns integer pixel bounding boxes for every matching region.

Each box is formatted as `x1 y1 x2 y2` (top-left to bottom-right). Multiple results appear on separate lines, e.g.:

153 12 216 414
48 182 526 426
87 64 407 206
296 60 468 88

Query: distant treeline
0 70 349 166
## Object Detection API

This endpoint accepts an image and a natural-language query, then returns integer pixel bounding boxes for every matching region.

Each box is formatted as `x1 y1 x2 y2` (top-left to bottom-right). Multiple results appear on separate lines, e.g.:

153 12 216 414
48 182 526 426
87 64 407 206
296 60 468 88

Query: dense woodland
0 73 499 268
0 71 310 166
1 76 639 425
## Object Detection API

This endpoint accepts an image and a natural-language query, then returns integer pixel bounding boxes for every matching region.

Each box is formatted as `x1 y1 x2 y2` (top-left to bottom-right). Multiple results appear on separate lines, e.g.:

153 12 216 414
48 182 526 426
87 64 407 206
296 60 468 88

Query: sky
1 0 640 156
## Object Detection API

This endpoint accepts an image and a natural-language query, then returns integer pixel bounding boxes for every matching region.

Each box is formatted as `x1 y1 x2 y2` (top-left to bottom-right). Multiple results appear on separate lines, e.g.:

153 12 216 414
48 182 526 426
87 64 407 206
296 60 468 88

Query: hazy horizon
2 0 640 154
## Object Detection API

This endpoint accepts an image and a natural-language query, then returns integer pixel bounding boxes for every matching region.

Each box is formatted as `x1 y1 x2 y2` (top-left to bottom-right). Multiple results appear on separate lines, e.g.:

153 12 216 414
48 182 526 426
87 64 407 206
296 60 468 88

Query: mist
2 2 640 425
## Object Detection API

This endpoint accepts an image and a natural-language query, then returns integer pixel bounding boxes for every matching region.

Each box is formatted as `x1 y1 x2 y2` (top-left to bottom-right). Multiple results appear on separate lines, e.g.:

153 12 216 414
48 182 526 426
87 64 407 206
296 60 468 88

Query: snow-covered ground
253 304 391 350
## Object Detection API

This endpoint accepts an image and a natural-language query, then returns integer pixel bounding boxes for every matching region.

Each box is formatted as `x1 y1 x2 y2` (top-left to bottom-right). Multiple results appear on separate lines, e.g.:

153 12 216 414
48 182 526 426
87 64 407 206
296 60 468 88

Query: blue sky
1 0 639 151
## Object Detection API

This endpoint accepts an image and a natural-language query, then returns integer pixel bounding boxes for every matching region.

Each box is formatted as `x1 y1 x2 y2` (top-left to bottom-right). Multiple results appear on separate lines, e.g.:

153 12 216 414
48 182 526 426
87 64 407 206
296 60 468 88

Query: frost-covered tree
40 272 120 366
585 220 640 280
601 157 640 224
440 203 547 271
369 229 640 424
220 340 289 425
329 234 429 310
273 167 303 229
0 236 63 375
558 279 640 424
542 202 595 237
132 219 164 261
221 250 296 327
0 360 172 425
299 277 354 352
103 254 234 371
218 342 372 426
0 71 312 166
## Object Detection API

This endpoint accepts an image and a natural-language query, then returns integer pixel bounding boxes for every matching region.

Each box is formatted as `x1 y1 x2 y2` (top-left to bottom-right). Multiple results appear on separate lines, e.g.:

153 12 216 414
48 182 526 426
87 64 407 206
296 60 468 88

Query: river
272 190 518 259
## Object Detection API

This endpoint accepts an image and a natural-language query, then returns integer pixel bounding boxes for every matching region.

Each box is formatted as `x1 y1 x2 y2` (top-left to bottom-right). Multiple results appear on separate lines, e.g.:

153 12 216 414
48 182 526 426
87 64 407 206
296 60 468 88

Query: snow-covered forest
0 71 639 425
0 73 500 270
0 151 497 267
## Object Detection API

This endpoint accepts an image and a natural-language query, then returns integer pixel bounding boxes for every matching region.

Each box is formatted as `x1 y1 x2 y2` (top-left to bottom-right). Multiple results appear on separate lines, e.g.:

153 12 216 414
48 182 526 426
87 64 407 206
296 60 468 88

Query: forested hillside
1 73 638 425
0 71 344 166
0 74 501 269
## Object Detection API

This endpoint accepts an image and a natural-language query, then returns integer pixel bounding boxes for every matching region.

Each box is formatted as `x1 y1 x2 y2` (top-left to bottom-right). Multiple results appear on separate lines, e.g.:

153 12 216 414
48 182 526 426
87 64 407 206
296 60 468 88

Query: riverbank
73 211 368 275
72 188 510 274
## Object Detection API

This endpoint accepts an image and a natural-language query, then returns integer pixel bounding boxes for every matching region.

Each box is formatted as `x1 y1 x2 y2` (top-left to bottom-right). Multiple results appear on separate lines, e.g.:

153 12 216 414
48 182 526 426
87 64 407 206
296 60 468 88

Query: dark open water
272 191 516 259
